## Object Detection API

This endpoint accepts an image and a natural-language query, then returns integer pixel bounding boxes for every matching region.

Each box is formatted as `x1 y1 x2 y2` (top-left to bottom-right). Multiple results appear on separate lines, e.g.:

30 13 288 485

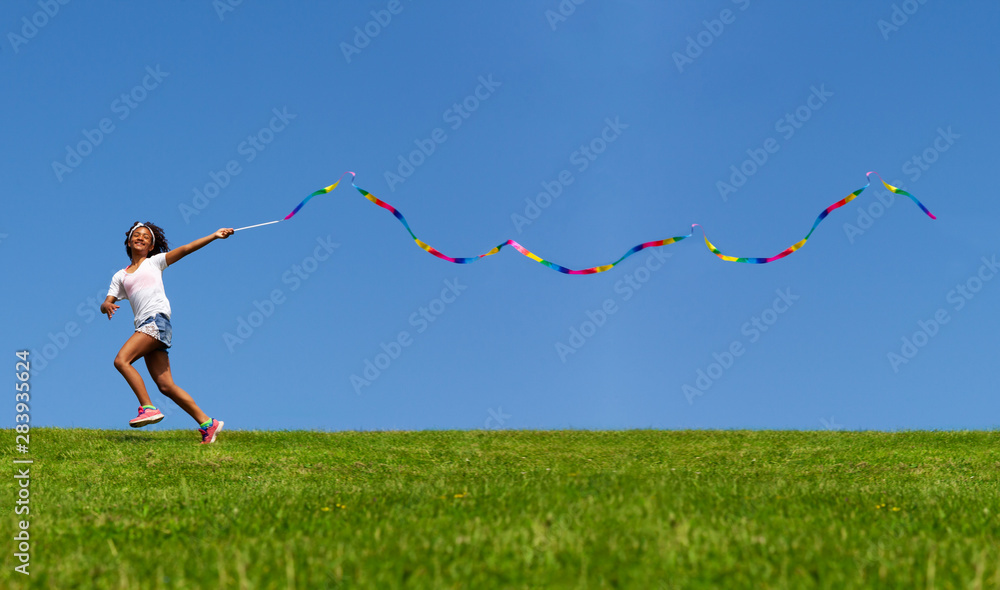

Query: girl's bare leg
145 350 210 425
113 333 166 407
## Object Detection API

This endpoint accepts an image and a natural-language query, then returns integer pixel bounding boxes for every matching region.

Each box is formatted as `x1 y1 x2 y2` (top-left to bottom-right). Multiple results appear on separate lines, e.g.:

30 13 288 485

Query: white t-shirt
107 253 171 328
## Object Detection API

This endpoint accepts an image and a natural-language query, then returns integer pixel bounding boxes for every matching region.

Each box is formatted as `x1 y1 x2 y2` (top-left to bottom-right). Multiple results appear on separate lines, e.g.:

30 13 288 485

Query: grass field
2 428 998 589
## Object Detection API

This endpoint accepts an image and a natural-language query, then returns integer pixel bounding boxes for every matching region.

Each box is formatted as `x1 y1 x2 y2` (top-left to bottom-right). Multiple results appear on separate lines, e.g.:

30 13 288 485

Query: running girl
100 222 234 444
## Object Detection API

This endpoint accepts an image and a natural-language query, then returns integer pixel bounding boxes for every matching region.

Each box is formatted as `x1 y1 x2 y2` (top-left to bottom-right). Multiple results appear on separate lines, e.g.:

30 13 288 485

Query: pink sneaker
129 407 164 428
199 419 224 444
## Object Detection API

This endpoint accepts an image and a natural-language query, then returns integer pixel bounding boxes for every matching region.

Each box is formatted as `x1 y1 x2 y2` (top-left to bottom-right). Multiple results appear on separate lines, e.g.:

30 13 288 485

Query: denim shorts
136 313 172 349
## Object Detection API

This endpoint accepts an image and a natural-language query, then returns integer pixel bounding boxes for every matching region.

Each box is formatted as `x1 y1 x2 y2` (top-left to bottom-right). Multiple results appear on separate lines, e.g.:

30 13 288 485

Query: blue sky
3 1 997 432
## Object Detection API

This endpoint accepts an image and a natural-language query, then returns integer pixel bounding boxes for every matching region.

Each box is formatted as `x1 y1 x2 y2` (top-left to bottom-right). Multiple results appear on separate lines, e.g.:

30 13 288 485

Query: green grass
2 429 999 589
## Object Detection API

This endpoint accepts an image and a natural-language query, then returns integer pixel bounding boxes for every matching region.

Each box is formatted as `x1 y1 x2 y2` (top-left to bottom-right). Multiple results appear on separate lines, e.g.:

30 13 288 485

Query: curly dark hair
124 221 169 260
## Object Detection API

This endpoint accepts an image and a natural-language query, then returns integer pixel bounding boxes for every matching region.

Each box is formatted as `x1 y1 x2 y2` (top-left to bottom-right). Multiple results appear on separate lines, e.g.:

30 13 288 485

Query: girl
100 221 234 444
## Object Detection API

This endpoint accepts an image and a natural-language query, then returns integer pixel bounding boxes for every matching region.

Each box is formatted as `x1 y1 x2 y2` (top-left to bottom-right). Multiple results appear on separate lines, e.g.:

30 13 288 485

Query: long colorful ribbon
233 171 935 274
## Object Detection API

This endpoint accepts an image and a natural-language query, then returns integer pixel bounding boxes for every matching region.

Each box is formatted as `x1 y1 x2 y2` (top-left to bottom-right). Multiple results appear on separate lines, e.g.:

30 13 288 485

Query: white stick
234 220 281 232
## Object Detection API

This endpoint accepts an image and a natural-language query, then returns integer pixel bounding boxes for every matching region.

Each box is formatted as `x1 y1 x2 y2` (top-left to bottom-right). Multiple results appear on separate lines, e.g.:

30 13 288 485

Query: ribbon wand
232 171 357 232
233 220 281 232
228 170 934 273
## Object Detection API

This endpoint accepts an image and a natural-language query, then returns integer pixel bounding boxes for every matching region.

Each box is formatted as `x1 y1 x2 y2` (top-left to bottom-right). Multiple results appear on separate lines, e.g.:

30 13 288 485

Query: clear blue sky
3 1 997 431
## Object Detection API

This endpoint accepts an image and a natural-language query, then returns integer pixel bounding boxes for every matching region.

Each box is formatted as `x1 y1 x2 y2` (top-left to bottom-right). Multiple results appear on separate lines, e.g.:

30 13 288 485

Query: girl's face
130 227 153 254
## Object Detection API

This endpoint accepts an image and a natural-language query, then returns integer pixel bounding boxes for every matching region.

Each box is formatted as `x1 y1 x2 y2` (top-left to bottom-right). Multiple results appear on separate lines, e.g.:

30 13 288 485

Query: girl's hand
215 228 235 240
100 301 119 320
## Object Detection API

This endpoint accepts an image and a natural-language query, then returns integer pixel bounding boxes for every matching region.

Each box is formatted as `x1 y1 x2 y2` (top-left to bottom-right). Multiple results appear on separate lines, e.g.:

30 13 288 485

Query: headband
128 223 155 248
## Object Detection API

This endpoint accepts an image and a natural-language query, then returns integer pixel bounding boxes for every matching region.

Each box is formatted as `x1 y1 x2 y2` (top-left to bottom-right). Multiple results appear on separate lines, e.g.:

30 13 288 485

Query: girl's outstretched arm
165 228 234 266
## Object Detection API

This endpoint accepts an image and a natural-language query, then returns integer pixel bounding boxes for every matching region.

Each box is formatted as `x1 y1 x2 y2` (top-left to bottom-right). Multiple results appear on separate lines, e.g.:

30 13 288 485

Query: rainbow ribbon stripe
235 171 935 275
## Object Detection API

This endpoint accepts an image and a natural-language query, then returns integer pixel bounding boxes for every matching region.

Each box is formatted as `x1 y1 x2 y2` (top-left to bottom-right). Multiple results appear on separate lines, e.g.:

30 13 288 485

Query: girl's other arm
165 228 234 266
100 296 119 320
